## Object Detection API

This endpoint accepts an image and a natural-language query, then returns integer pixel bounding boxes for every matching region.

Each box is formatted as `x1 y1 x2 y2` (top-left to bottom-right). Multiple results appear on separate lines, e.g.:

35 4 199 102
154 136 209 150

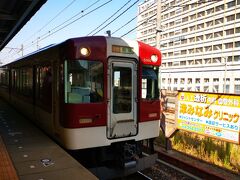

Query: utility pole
156 0 162 50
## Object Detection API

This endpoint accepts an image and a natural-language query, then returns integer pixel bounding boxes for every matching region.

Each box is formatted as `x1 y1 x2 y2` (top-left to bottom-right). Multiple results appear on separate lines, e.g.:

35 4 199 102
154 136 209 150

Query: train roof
1 36 161 67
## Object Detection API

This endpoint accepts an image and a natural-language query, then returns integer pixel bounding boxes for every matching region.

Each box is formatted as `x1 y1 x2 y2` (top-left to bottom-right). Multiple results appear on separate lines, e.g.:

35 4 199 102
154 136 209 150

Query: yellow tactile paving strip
0 136 19 180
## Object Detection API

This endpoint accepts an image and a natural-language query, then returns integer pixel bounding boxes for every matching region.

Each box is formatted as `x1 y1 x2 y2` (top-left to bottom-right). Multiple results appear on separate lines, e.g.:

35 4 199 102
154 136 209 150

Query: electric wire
38 0 112 42
4 0 104 60
111 1 156 35
22 0 77 44
120 0 219 37
121 12 156 37
91 0 140 36
87 0 132 36
28 0 102 46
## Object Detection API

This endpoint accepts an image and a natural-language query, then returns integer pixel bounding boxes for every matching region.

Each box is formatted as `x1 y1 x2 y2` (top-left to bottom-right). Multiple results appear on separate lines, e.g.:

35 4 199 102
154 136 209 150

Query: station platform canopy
0 0 47 51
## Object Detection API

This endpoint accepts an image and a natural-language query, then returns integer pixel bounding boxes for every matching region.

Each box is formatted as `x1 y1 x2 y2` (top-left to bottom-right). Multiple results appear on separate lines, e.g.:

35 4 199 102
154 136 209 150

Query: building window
205 46 212 52
196 48 203 53
169 21 174 27
188 78 192 84
183 5 189 11
182 28 188 33
180 61 186 66
207 8 214 15
174 78 178 84
205 33 213 39
189 37 195 43
188 60 194 65
213 78 219 82
195 59 202 64
213 85 219 93
226 15 235 22
190 14 196 20
182 17 188 22
226 28 234 35
215 18 224 25
214 31 223 38
180 78 185 84
235 41 240 47
234 85 240 94
170 11 175 16
236 27 240 33
206 20 213 27
213 44 222 51
227 56 233 62
197 11 205 18
234 55 240 62
225 42 233 49
216 4 224 11
196 35 203 41
227 0 236 8
195 78 200 83
197 23 204 29
237 13 240 19
188 48 194 54
204 86 209 92
223 85 230 93
213 57 221 63
181 50 187 54
181 39 187 44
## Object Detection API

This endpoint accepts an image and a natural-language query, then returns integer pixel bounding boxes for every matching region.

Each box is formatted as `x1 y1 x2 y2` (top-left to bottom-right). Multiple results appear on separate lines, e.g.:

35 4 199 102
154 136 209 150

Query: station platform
0 99 97 180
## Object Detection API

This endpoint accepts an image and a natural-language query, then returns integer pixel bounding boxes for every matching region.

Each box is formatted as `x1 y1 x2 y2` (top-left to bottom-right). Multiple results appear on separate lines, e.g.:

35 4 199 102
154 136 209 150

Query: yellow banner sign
177 91 240 144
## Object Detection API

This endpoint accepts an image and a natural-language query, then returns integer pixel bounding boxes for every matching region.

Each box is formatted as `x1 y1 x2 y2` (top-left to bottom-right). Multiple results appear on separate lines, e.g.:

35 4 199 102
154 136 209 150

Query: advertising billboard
177 91 240 144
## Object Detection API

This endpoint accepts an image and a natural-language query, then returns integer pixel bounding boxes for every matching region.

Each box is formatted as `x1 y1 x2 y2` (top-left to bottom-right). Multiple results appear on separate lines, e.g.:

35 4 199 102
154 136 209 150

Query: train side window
141 65 159 100
64 60 103 104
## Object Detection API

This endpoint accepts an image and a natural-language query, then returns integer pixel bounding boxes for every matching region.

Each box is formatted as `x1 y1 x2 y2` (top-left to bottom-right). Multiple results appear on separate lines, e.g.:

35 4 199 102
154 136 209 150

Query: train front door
107 58 137 139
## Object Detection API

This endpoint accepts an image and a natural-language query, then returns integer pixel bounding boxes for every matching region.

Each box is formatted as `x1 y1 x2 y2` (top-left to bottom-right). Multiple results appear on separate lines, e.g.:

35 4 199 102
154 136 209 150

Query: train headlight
151 54 158 63
80 47 91 56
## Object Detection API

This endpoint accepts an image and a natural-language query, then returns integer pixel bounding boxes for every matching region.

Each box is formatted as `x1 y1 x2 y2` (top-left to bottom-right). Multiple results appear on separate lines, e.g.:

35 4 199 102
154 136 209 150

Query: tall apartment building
137 0 240 94
137 0 158 46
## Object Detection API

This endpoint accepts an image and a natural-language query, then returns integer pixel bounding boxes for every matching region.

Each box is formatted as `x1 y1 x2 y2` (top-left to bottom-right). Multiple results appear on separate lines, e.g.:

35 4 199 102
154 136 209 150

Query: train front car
59 36 161 178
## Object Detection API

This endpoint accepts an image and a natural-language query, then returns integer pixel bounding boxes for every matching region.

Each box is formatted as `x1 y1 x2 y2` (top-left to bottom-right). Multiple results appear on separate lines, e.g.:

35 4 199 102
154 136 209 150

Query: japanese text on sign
177 91 240 144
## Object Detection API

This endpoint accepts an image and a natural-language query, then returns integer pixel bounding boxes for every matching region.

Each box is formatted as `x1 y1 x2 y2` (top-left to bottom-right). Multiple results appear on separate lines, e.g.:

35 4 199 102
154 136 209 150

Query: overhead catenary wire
87 0 132 36
3 0 105 61
121 13 157 38
23 0 111 51
120 0 220 37
38 0 113 42
31 0 102 44
111 1 156 35
22 0 77 44
91 0 140 36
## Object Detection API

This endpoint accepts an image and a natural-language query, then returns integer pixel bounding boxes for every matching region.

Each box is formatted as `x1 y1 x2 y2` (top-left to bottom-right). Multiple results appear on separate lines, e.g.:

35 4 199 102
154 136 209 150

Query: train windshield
64 60 103 103
141 65 159 100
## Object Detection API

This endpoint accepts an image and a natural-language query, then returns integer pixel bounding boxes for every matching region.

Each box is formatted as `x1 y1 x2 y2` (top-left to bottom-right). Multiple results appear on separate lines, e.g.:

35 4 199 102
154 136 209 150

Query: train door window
11 70 16 91
36 66 52 111
0 68 9 88
141 65 159 100
112 67 132 113
65 60 103 103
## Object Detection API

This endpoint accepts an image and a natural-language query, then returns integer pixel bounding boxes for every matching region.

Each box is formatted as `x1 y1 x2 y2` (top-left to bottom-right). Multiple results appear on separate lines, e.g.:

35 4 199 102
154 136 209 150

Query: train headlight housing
151 54 158 63
80 47 91 56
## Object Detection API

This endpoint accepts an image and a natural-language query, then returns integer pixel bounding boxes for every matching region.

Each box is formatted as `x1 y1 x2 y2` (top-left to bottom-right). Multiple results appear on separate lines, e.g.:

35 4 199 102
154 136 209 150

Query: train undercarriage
69 140 157 179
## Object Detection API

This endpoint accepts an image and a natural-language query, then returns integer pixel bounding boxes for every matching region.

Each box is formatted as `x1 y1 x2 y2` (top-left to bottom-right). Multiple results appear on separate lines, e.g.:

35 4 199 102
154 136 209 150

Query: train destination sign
176 91 240 144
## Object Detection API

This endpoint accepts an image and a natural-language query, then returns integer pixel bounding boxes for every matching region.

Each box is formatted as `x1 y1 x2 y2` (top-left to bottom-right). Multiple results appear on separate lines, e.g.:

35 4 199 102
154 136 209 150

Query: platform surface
0 99 98 180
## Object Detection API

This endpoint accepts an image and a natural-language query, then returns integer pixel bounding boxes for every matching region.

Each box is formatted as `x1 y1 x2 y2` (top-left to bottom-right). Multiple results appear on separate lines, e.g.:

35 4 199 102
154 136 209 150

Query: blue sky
0 0 142 64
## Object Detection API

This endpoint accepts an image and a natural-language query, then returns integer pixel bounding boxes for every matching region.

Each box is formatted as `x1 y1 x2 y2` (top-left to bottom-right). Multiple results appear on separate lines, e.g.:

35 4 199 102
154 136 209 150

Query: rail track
139 146 239 180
